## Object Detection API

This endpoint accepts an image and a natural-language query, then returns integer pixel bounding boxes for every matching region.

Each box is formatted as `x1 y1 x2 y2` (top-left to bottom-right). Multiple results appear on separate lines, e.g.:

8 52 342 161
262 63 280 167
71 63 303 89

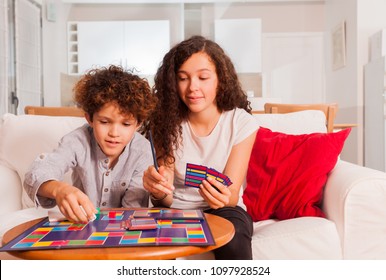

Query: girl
142 36 258 259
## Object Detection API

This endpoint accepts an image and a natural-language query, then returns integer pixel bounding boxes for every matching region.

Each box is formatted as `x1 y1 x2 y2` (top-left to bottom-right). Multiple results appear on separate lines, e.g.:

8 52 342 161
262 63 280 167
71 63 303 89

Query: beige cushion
0 113 86 208
254 110 327 134
0 207 49 243
0 165 22 215
252 217 342 259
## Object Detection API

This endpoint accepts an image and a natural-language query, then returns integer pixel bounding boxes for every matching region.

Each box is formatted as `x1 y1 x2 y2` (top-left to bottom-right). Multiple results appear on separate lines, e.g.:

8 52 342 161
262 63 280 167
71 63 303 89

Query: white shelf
67 22 79 75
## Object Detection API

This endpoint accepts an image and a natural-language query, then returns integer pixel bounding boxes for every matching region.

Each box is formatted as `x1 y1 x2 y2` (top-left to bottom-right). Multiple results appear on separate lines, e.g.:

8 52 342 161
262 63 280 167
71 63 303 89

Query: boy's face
86 102 140 166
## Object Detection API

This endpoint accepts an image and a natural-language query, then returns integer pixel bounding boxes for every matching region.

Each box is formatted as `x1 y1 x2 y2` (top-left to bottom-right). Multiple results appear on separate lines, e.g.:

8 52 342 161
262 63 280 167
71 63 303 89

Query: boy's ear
85 113 93 125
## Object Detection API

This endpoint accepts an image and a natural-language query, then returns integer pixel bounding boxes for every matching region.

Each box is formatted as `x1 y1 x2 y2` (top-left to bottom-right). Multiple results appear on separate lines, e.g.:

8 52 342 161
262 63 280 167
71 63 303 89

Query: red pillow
243 127 351 221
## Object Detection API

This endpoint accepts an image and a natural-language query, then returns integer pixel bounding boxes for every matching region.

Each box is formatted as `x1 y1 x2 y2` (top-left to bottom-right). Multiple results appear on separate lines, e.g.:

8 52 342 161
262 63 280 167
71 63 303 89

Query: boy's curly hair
73 65 156 124
143 36 251 165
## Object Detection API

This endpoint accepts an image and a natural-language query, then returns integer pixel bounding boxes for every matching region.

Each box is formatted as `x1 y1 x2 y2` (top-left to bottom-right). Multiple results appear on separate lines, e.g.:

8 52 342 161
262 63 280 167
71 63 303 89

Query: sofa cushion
0 207 49 244
0 165 22 215
243 127 351 221
236 110 326 210
0 113 86 208
252 217 342 259
253 110 327 134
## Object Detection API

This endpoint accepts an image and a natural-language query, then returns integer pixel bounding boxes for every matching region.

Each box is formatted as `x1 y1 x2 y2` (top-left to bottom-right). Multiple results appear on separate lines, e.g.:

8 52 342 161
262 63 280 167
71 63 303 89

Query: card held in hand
184 163 232 188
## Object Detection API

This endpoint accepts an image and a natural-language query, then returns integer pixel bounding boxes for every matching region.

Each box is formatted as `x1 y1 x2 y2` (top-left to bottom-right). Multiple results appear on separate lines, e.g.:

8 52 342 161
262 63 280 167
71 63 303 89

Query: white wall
201 2 325 37
42 0 71 106
324 0 359 164
0 0 8 116
325 0 386 165
41 1 183 106
357 0 386 166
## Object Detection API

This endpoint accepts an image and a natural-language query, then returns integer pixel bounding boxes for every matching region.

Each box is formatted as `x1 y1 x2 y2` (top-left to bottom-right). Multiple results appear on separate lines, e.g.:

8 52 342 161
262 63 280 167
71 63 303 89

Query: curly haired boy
24 65 156 223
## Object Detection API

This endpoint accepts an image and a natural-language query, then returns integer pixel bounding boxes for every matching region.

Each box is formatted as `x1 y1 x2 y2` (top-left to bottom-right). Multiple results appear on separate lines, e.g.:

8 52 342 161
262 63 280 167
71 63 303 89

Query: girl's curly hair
73 65 156 124
142 36 251 165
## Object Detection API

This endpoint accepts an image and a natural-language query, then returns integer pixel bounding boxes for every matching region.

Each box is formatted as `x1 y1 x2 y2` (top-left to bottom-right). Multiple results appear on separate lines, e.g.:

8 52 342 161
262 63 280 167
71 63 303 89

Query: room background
2 0 386 168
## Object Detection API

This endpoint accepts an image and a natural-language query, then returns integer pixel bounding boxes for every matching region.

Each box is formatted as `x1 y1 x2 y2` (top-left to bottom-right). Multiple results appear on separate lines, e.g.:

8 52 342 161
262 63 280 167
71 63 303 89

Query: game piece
101 210 124 220
109 211 116 219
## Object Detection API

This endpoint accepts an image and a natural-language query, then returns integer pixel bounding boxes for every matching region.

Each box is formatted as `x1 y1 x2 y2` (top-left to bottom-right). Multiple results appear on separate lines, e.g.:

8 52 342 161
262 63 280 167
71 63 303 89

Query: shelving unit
67 22 79 75
66 20 170 76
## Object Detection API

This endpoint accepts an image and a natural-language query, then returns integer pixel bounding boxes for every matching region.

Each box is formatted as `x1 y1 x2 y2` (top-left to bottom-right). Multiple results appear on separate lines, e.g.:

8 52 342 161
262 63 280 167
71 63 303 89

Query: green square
68 240 87 246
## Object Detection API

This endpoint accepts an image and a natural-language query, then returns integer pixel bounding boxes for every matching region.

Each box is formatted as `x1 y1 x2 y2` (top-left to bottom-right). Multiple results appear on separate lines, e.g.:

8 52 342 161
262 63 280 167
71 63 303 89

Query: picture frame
332 21 346 70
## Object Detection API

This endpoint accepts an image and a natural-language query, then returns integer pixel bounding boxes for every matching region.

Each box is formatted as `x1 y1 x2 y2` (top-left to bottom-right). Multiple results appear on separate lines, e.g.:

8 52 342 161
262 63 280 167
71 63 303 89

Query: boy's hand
39 181 97 223
55 184 97 223
199 176 231 209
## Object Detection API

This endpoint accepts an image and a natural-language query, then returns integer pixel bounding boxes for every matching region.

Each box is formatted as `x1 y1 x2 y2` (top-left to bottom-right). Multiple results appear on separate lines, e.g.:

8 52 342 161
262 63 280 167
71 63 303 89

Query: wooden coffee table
1 213 234 260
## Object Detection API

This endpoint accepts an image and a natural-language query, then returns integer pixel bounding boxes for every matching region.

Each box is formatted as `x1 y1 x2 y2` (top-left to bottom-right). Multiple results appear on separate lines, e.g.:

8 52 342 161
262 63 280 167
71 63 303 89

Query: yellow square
32 241 52 247
92 232 109 236
138 238 156 243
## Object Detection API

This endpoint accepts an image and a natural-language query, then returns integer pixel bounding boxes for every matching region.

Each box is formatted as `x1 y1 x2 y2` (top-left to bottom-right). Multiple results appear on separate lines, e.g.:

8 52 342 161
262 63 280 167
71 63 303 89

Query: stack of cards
123 217 157 231
184 163 232 188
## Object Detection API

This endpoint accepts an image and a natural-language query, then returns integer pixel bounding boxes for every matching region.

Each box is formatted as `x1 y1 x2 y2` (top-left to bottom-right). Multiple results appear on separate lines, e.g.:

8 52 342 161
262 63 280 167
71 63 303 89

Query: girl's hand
199 176 231 209
143 165 174 200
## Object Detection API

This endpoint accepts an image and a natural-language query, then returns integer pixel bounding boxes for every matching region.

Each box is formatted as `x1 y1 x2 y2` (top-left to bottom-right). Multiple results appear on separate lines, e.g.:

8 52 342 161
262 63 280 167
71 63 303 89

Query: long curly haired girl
144 36 251 165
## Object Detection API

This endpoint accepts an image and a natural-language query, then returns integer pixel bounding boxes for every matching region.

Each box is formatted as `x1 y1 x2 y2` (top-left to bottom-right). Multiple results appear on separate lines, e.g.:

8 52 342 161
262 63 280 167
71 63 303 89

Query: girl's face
177 52 218 115
86 102 140 166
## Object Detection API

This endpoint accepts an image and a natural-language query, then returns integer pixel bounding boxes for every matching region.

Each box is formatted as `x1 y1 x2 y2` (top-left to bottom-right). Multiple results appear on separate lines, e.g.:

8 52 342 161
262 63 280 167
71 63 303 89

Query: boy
24 65 156 223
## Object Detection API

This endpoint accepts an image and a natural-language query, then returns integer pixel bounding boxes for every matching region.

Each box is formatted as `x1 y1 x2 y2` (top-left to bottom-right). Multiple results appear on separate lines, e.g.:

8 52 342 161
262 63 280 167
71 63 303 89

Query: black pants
205 206 253 260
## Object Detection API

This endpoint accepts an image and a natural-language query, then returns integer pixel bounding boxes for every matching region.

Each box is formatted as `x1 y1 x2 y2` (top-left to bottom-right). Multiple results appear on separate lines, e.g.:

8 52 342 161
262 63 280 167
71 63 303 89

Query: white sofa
1 111 386 260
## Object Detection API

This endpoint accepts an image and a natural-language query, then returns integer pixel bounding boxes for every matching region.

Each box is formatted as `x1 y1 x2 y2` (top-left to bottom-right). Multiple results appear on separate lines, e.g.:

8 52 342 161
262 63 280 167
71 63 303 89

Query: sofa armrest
323 160 386 259
0 164 22 215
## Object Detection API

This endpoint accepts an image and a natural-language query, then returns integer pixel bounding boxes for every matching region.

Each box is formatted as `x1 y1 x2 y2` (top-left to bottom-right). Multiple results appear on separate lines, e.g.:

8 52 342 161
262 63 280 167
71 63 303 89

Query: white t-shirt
172 108 259 209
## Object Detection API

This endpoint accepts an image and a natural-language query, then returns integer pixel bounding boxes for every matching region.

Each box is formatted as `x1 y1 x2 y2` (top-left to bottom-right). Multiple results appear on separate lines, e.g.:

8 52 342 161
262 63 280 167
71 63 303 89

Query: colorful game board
0 209 214 252
185 163 232 188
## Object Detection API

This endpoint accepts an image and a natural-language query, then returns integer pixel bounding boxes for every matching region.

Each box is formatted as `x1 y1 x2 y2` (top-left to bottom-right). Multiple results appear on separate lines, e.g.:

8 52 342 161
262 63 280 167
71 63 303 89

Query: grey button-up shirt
24 124 152 208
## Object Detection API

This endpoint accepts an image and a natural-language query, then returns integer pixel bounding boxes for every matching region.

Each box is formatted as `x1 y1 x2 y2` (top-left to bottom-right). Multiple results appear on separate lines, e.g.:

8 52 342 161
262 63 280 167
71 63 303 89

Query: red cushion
243 127 351 221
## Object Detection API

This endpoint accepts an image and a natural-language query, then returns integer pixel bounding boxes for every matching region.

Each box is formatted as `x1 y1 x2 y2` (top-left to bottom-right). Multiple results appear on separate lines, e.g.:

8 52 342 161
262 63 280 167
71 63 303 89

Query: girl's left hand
199 176 231 209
